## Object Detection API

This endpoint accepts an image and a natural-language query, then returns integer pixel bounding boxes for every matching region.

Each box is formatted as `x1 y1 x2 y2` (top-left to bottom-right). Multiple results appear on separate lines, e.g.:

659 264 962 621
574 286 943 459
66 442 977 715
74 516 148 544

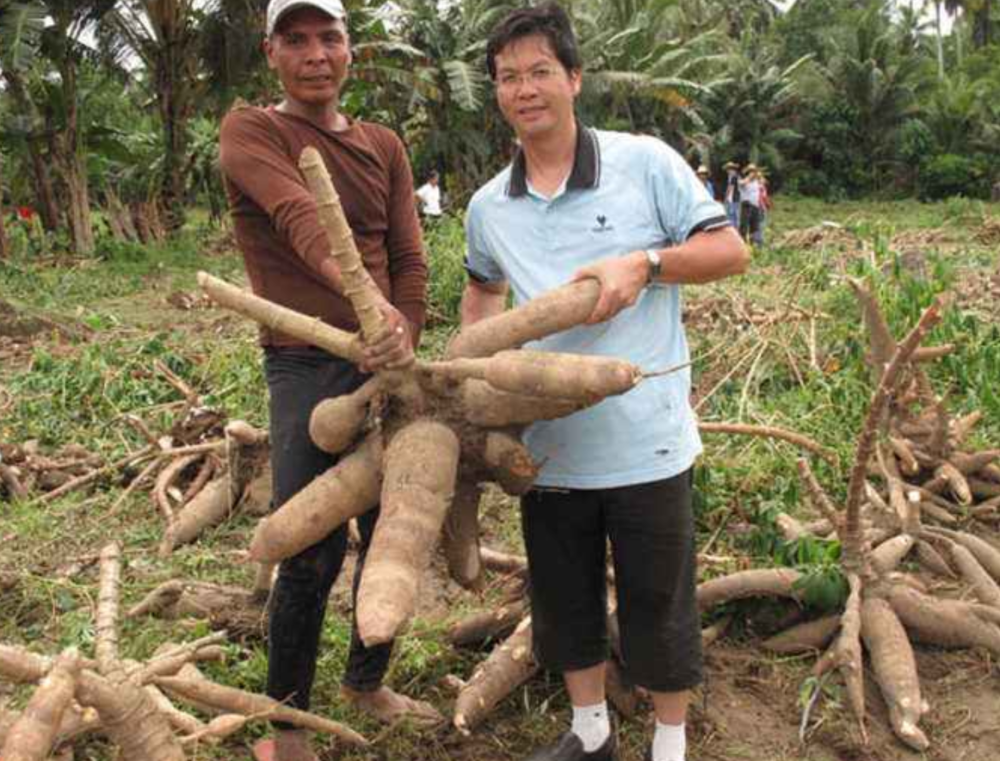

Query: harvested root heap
0 365 271 559
125 573 274 642
0 543 366 760
196 147 673 649
700 283 1000 752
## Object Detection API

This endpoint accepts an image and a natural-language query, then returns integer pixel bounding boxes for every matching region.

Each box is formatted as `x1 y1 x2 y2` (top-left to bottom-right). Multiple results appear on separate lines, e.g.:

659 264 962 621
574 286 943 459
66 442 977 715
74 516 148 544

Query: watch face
646 249 661 279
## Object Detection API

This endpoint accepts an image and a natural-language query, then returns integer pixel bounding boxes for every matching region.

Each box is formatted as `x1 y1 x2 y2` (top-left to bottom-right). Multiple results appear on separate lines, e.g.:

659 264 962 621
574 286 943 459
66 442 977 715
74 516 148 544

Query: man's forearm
655 227 749 285
460 283 507 326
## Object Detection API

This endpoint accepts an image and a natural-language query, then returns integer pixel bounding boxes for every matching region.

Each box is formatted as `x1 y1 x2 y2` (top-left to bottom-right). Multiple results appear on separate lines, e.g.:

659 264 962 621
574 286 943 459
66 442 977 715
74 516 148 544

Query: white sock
652 720 686 761
570 701 610 752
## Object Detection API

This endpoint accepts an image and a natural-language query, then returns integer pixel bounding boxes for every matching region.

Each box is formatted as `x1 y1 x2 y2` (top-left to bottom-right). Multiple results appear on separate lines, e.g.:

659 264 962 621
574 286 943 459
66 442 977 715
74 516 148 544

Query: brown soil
0 299 86 340
687 643 1000 761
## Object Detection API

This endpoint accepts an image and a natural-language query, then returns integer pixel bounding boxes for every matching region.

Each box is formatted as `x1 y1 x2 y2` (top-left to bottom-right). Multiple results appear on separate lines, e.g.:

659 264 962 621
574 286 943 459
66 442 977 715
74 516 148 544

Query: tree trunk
972 1 991 47
27 142 61 233
2 71 60 232
955 13 964 67
132 202 154 244
61 145 95 255
56 57 95 255
157 41 189 234
105 186 138 241
0 150 8 260
935 2 945 79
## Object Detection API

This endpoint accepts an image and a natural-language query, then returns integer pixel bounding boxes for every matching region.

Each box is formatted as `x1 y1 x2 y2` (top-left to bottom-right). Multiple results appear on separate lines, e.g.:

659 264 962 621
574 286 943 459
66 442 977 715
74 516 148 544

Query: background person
723 160 740 228
755 170 771 246
459 4 749 761
414 170 443 219
696 165 715 199
219 1 439 759
738 164 763 244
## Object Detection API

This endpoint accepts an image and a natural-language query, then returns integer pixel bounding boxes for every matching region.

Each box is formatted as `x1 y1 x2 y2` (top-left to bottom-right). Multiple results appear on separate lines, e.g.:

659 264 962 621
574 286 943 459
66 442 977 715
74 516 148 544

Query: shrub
423 215 468 326
919 153 988 200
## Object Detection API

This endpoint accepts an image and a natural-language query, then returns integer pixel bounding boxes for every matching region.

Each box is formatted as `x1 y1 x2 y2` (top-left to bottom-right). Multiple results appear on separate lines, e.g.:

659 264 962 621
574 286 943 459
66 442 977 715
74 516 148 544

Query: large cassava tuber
197 145 666 647
249 433 382 563
356 419 460 645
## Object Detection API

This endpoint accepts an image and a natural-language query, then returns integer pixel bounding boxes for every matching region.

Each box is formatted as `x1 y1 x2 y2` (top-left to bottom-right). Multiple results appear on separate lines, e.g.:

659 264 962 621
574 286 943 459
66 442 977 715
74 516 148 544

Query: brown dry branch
153 676 366 746
698 421 838 465
31 445 156 505
0 544 365 759
127 579 268 641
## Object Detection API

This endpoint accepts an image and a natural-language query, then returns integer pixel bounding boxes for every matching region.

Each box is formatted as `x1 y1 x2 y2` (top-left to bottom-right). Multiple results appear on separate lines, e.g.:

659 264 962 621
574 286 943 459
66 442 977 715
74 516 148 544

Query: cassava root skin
441 477 485 590
0 649 81 761
197 272 363 364
445 279 601 360
861 596 928 751
249 434 382 562
308 379 379 455
154 675 366 746
453 616 537 734
356 419 460 645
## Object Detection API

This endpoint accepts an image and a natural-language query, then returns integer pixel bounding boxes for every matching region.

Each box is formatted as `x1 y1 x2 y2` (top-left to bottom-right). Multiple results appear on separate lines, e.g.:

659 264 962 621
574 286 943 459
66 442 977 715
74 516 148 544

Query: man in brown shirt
219 2 437 759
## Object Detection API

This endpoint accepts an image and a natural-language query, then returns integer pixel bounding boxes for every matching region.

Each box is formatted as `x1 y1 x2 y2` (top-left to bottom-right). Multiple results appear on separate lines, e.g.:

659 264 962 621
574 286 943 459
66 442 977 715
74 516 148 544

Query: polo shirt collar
507 122 600 198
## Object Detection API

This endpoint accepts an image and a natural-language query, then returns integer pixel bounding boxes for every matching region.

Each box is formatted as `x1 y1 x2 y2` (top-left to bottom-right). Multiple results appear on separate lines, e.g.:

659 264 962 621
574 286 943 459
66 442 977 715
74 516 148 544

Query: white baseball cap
266 0 346 36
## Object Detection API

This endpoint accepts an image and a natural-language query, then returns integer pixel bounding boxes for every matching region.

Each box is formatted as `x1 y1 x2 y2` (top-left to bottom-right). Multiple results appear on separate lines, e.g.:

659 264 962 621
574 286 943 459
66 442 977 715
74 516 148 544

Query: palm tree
0 0 46 259
928 0 947 77
920 73 983 154
100 0 213 232
23 0 119 253
697 32 811 175
199 0 271 110
352 0 519 201
0 0 48 254
945 0 994 48
822 1 921 189
574 0 727 142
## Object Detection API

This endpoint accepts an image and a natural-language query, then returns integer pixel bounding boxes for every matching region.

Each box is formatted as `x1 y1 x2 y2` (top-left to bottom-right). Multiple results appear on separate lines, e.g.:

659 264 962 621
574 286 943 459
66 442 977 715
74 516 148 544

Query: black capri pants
520 469 702 693
264 347 392 722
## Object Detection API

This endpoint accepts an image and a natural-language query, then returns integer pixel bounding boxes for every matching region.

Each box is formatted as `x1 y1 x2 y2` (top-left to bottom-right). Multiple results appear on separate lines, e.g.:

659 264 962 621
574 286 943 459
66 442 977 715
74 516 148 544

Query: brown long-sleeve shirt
219 105 427 346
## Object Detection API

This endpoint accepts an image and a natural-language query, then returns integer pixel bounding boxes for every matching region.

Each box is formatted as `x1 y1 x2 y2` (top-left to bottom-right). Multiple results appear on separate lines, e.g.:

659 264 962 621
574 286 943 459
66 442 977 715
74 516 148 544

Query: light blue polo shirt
465 126 729 489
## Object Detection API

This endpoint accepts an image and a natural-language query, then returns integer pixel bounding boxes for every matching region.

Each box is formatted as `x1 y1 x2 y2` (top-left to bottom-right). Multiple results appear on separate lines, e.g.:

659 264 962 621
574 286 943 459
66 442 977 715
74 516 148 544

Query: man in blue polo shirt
460 4 748 761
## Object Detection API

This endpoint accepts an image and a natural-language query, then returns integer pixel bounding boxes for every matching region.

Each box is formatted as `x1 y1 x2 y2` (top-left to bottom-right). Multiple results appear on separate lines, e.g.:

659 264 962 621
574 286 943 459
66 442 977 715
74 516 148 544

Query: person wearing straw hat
738 164 763 244
696 164 715 200
219 1 441 758
722 160 741 228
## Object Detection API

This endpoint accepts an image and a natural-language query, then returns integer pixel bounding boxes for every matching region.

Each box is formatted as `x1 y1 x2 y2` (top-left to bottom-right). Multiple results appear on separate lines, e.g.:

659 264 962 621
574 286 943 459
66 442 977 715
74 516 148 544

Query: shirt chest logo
591 214 615 233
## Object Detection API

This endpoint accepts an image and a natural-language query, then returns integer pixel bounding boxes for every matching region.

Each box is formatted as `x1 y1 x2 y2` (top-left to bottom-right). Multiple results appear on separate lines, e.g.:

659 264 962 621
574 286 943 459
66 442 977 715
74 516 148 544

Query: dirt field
2 205 1000 760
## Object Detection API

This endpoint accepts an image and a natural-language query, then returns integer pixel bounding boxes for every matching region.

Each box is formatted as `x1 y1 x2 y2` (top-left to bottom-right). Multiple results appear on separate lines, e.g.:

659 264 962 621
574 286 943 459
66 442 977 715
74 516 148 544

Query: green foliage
919 153 990 200
8 336 189 444
792 564 848 612
0 0 46 71
423 215 468 326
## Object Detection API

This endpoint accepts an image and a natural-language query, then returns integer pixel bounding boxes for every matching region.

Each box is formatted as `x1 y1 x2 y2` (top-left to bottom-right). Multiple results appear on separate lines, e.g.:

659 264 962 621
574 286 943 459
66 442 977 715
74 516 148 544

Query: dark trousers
520 470 703 693
739 202 762 242
264 347 392 721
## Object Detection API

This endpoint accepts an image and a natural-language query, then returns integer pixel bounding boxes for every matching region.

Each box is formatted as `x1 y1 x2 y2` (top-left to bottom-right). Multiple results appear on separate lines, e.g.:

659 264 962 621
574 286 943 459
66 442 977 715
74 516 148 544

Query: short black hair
485 2 582 81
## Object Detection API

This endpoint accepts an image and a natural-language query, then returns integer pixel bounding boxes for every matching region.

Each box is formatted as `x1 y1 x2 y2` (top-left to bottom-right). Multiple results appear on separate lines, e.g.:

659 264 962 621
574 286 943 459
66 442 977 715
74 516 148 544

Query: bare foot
253 729 318 761
340 684 443 725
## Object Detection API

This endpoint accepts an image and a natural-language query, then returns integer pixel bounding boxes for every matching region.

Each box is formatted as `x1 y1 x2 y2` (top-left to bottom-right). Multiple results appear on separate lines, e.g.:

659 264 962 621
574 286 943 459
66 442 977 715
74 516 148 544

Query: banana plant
0 0 46 257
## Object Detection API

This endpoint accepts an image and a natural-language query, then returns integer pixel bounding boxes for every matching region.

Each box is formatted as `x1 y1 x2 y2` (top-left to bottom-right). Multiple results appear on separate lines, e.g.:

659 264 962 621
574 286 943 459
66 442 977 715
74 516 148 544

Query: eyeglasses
495 66 559 91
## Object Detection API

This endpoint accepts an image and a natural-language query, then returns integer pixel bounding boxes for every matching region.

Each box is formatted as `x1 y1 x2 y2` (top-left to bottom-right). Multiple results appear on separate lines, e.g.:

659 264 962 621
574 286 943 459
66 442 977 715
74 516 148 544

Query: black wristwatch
644 248 662 284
